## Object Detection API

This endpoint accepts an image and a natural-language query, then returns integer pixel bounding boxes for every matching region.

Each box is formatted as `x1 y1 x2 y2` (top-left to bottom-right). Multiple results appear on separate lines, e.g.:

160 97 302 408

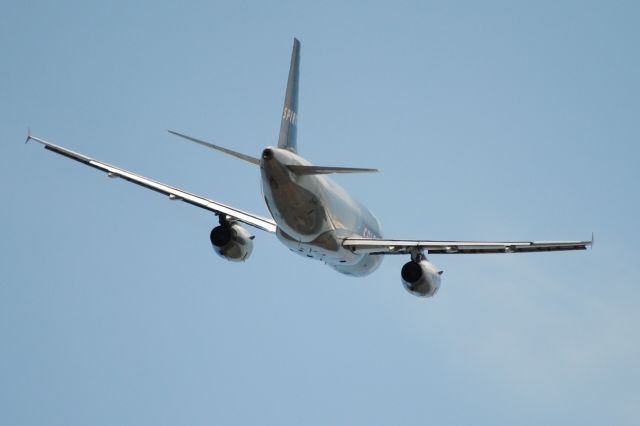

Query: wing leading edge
343 237 592 255
27 134 277 233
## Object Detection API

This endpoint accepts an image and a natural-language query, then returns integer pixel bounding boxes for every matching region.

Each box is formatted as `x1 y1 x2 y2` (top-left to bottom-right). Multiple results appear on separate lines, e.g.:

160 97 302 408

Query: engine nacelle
210 223 254 262
401 260 442 297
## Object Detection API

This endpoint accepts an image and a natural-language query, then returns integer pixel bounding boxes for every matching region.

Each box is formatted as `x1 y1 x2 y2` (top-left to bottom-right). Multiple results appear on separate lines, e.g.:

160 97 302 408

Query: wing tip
24 130 49 147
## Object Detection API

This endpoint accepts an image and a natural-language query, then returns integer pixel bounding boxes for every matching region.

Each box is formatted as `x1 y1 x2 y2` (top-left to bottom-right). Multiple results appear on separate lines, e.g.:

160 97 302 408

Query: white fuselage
260 147 383 276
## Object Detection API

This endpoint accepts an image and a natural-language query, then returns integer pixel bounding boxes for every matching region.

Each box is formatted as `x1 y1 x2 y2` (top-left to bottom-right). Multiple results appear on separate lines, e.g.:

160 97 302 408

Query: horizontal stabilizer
287 165 379 175
168 130 260 165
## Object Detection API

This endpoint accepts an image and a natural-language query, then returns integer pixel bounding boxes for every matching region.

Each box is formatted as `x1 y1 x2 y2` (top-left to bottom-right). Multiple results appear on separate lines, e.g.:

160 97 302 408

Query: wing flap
29 135 277 233
343 238 592 255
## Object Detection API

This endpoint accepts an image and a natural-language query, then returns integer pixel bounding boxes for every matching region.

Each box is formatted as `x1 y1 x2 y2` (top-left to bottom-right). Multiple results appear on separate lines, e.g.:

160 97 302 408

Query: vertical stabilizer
278 38 300 152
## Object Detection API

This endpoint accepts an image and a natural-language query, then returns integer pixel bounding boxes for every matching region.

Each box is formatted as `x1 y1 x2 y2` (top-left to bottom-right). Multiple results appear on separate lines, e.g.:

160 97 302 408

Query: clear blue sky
2 1 639 425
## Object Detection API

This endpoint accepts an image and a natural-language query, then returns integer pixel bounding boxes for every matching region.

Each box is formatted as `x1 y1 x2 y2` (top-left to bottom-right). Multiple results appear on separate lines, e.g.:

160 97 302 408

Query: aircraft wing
27 134 277 233
343 236 592 255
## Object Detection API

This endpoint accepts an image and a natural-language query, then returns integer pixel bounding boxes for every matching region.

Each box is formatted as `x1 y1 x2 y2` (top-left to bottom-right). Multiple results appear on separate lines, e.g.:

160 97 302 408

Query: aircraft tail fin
277 38 300 152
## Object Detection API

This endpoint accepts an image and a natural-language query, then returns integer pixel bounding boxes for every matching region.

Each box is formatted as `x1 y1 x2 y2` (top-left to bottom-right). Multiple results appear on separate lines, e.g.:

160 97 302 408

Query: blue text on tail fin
278 38 300 152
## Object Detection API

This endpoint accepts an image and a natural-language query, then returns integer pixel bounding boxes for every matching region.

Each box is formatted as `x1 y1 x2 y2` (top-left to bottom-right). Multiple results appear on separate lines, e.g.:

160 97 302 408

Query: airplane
27 38 592 297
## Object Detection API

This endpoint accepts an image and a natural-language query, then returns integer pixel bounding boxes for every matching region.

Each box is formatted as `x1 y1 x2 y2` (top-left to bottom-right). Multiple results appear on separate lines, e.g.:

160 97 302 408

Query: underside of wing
343 237 593 255
27 134 277 233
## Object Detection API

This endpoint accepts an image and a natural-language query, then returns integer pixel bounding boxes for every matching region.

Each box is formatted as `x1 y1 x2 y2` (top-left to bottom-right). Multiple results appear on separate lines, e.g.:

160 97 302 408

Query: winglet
591 232 594 249
25 129 50 146
24 132 50 147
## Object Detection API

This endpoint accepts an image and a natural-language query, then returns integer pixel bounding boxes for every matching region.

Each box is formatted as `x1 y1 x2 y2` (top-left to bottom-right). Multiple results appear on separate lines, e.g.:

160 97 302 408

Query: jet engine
210 223 254 262
401 259 442 297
